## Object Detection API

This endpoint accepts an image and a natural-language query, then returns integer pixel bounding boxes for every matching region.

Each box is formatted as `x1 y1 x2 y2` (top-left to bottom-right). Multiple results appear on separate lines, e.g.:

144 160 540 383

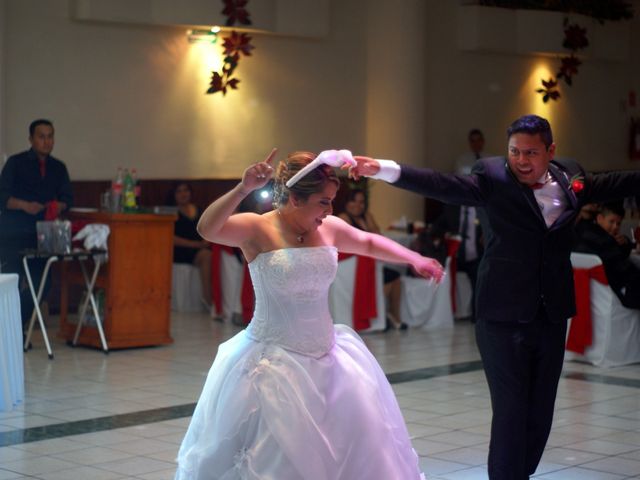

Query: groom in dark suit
350 114 640 479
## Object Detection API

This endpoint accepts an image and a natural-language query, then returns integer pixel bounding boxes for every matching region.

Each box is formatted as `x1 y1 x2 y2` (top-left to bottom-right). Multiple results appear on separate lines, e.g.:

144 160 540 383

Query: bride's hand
412 257 445 283
343 156 380 181
241 148 278 193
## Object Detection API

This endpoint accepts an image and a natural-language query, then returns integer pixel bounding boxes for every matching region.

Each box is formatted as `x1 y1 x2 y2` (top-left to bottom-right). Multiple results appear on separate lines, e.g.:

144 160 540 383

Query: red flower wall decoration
477 2 634 102
536 19 588 103
207 0 255 96
222 0 252 26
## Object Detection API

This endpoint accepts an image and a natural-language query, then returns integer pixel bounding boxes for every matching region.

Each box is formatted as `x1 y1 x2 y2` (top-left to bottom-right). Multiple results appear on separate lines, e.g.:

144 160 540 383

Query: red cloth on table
337 253 377 331
70 219 91 249
445 238 461 313
44 200 58 220
566 264 608 354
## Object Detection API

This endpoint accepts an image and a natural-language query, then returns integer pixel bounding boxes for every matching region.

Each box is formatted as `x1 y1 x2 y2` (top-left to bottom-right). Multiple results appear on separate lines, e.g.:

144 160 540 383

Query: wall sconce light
187 26 221 44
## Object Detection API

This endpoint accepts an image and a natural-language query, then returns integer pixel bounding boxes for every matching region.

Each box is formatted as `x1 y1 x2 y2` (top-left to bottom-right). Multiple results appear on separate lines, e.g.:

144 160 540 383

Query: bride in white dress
175 149 444 480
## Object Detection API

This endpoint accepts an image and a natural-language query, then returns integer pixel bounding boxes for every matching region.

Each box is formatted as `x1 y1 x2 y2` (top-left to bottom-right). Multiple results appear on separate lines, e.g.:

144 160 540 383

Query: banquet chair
171 263 204 313
217 248 245 322
329 255 386 332
399 257 454 330
454 271 473 319
567 252 640 367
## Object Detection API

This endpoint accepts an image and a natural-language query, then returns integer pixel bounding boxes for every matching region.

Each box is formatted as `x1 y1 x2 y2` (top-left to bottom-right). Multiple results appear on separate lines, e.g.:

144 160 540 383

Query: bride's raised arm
197 148 277 247
325 215 444 282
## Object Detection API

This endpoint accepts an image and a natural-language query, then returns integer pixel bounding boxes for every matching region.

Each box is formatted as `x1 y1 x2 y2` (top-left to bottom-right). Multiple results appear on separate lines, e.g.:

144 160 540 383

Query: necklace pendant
296 234 304 244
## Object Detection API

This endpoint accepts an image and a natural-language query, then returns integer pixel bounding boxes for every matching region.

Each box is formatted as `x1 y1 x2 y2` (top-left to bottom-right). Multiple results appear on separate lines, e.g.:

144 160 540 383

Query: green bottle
123 168 136 212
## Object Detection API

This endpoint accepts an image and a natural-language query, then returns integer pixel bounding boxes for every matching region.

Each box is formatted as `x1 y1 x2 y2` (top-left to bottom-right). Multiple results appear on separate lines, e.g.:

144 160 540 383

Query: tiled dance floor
2 313 640 479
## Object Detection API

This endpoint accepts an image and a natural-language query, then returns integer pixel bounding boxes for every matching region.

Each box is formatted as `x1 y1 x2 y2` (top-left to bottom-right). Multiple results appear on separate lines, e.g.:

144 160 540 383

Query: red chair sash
445 238 461 313
566 264 608 354
337 253 377 330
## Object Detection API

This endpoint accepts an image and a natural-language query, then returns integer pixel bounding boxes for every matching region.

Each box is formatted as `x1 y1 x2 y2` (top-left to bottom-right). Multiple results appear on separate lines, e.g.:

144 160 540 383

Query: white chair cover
399 257 454 330
329 256 386 332
219 249 244 322
171 263 204 313
567 252 640 367
0 274 24 412
454 271 473 319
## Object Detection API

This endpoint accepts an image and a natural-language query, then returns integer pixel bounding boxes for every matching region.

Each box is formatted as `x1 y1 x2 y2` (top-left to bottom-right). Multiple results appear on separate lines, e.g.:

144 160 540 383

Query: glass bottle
123 168 136 212
110 167 124 212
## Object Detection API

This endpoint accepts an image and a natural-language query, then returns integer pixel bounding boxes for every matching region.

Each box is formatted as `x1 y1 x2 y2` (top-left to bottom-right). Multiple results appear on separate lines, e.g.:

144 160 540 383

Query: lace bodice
245 246 338 358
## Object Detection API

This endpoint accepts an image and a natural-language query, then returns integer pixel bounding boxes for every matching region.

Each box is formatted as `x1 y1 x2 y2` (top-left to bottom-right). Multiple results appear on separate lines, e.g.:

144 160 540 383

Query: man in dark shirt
0 119 73 327
574 202 640 309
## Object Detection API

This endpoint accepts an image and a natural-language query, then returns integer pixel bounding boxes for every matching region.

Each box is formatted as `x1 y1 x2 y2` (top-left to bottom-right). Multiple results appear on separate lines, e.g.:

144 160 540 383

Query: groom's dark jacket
395 157 640 324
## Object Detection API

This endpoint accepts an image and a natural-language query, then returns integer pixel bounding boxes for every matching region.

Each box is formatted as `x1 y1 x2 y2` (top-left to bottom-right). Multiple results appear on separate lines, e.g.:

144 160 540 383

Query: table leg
23 256 57 359
73 258 109 353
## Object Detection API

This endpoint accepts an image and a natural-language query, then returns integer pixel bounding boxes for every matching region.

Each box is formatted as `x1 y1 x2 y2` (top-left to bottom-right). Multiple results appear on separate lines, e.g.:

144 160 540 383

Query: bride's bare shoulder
323 215 349 230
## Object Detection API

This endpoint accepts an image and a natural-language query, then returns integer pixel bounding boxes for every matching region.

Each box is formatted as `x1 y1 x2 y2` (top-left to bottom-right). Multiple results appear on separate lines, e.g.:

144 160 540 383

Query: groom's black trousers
475 309 567 480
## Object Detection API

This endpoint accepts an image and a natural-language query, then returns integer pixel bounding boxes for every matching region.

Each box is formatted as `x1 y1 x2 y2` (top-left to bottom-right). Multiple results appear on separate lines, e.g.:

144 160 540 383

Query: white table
0 274 25 412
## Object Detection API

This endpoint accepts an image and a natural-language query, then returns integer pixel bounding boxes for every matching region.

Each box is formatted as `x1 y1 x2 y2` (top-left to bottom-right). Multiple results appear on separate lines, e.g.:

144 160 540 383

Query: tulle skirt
175 325 424 480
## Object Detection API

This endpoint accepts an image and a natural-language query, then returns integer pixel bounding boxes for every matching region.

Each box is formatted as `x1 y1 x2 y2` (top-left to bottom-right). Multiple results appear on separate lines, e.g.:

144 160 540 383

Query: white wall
423 1 640 173
1 0 639 223
364 0 427 225
2 0 366 181
0 0 6 164
631 0 640 132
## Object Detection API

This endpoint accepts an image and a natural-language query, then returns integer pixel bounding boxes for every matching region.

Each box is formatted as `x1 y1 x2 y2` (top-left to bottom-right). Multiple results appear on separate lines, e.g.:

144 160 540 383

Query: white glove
286 149 356 188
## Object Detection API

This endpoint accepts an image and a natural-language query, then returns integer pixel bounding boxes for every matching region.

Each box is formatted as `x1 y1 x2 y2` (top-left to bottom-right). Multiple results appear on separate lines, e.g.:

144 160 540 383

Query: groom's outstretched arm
350 156 488 207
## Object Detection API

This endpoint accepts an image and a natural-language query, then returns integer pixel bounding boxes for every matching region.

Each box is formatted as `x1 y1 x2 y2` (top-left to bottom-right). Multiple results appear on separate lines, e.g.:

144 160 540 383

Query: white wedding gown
175 246 424 480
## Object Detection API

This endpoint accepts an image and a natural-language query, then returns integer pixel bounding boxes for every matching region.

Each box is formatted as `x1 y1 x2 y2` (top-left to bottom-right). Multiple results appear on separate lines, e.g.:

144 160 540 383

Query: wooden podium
59 211 176 349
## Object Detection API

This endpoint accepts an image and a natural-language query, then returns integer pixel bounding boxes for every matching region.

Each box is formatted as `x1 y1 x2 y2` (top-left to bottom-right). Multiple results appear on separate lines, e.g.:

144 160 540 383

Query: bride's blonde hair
272 151 340 208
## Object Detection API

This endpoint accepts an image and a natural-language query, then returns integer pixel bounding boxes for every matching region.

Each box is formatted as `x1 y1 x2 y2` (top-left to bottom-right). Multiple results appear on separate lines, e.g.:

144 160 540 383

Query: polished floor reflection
1 313 640 479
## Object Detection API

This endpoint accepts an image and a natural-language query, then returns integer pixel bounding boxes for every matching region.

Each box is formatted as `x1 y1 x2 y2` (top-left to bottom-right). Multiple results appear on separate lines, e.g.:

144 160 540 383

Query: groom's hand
345 156 380 180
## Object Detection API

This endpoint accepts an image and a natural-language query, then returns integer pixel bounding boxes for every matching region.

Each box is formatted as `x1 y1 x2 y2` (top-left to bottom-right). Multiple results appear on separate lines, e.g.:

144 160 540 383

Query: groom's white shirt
371 160 567 228
371 159 401 183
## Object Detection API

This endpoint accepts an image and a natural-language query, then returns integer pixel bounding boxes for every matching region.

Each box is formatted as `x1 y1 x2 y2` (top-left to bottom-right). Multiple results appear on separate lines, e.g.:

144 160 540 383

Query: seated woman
170 182 212 310
338 188 406 330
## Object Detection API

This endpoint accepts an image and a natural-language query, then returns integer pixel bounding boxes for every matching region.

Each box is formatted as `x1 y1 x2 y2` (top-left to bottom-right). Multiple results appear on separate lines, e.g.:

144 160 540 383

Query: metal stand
72 257 108 353
22 251 108 359
23 256 57 359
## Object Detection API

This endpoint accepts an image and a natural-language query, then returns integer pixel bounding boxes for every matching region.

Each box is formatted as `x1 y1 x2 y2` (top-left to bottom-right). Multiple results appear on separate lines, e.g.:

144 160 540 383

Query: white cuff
370 159 400 183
